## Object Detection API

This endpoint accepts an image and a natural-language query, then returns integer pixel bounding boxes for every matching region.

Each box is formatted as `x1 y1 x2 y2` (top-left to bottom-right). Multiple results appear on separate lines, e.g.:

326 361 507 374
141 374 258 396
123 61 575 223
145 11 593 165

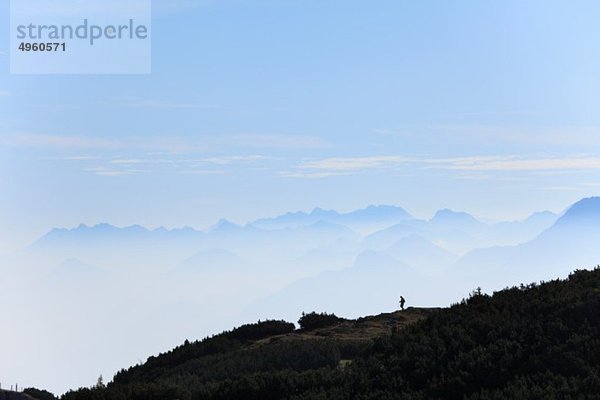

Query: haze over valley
3 1 600 396
3 197 600 394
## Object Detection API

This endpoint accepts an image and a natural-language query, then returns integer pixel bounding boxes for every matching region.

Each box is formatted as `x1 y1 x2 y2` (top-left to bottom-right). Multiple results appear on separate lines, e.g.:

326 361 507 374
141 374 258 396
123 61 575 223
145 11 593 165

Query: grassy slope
57 267 600 399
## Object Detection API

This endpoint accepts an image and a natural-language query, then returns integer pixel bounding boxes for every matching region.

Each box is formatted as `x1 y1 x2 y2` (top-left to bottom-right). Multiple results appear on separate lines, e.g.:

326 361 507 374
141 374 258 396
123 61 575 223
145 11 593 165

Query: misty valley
2 197 600 397
4 1 600 398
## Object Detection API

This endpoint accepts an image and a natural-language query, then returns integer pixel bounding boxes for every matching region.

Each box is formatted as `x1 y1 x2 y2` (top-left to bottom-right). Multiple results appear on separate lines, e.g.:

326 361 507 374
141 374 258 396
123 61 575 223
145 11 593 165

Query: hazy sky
2 0 600 252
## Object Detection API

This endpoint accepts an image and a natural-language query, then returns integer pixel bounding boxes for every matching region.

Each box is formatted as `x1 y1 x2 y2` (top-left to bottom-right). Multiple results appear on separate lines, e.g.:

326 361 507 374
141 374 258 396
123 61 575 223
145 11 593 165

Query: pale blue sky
2 0 600 251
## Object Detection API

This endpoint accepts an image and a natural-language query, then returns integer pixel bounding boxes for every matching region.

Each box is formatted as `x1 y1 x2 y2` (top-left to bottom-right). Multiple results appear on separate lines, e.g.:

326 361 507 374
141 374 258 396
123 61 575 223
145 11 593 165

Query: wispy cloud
374 124 600 148
580 182 600 188
452 173 493 181
223 134 329 150
11 130 600 180
278 171 352 179
84 167 138 177
444 155 600 171
1 133 198 153
116 97 220 110
198 155 270 165
177 169 228 175
282 155 414 178
57 156 100 161
109 158 148 165
72 154 271 177
94 171 137 177
541 186 581 192
1 133 122 149
2 132 325 153
0 133 202 153
0 91 10 97
285 154 600 178
298 156 411 172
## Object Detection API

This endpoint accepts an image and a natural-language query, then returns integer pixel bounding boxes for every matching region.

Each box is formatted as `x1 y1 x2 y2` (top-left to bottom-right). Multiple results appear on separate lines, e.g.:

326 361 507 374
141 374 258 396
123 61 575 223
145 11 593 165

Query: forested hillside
35 267 600 399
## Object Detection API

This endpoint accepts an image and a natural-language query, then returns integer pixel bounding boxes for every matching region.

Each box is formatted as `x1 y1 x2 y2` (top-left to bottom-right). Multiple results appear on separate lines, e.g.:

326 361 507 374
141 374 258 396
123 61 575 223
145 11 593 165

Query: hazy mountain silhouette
451 197 600 289
7 197 598 396
490 210 558 245
246 250 432 322
546 196 600 229
384 235 458 275
249 205 414 233
209 219 245 234
33 223 204 249
430 208 486 231
361 217 479 255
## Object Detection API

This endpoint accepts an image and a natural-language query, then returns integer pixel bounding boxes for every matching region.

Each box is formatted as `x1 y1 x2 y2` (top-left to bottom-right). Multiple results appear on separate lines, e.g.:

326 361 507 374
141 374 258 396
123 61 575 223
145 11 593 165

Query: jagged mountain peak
210 219 242 232
542 197 600 232
431 208 479 223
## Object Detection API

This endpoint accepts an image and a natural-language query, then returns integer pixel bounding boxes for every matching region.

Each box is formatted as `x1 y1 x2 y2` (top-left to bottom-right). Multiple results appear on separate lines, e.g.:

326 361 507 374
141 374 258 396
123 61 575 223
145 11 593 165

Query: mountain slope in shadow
54 267 600 400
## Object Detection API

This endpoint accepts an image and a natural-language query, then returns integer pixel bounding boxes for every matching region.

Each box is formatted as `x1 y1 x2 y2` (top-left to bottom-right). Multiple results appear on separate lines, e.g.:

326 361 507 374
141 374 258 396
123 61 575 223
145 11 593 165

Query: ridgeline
28 268 600 399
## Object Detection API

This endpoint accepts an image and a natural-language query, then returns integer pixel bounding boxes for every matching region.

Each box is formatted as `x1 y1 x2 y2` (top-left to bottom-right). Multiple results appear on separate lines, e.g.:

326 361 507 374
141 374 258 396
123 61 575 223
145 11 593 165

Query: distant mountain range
33 223 204 248
6 197 600 397
247 197 598 321
452 197 600 286
28 201 565 281
249 205 414 233
33 203 558 251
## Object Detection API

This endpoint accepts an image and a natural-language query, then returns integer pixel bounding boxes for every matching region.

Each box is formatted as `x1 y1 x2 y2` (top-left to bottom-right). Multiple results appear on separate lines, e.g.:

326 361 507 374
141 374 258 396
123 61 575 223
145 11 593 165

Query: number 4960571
18 42 66 52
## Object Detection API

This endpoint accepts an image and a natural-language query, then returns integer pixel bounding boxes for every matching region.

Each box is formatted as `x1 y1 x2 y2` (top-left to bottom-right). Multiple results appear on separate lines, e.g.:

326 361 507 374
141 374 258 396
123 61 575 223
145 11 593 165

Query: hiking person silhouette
399 296 406 311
